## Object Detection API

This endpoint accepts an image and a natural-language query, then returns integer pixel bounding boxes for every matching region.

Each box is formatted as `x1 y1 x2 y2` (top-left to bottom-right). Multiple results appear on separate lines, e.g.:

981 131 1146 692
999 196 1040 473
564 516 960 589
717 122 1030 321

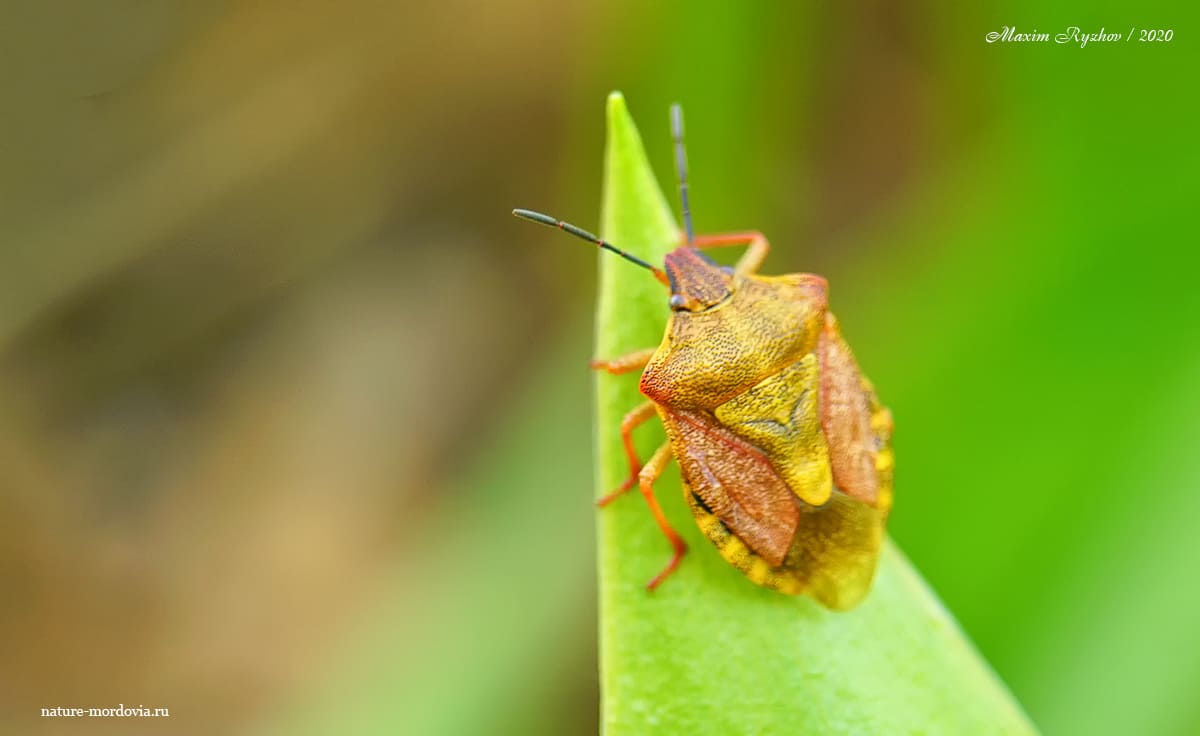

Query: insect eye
669 294 688 311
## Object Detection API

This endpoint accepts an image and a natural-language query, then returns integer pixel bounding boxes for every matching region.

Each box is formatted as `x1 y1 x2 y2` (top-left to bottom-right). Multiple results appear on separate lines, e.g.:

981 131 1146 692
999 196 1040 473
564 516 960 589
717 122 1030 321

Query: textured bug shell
640 249 893 609
642 270 827 410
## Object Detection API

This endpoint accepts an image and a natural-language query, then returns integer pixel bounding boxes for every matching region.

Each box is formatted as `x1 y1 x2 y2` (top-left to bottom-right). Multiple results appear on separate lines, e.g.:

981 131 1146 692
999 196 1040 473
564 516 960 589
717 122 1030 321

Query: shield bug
513 104 893 610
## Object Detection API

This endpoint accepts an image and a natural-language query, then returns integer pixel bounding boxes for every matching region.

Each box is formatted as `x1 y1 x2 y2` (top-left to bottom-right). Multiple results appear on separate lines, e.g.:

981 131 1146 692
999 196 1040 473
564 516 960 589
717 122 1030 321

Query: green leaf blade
594 92 1038 735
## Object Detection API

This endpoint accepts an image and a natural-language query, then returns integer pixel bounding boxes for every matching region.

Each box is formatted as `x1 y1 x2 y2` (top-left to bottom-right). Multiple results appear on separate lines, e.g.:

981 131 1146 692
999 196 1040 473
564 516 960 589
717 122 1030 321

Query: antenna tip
512 208 556 227
670 104 684 134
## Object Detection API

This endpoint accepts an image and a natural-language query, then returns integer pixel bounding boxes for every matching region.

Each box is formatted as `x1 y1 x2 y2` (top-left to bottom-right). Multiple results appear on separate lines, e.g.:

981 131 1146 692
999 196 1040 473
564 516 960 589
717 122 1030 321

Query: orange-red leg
597 400 657 506
590 347 656 375
689 231 771 277
637 442 688 591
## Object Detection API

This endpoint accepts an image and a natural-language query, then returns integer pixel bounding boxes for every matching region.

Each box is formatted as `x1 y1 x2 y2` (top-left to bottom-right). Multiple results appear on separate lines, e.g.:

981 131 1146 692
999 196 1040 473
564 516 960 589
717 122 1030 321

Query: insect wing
818 314 894 514
661 408 799 567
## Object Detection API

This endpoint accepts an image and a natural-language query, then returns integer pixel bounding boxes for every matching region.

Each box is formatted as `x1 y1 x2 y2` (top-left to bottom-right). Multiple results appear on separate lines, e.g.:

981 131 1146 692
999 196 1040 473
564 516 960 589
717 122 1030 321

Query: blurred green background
1 2 1196 734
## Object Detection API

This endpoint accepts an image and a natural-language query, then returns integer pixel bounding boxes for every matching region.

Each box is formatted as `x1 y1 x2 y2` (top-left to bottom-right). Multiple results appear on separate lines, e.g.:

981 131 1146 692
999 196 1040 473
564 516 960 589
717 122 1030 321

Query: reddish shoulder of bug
638 245 829 410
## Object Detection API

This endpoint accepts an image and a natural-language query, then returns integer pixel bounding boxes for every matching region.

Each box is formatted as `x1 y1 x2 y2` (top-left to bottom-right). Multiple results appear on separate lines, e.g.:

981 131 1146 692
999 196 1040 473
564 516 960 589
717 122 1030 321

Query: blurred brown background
2 3 590 733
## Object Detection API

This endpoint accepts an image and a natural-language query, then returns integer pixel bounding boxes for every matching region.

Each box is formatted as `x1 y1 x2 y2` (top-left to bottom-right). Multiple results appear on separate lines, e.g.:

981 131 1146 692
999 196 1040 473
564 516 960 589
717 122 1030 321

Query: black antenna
512 209 668 284
670 104 694 244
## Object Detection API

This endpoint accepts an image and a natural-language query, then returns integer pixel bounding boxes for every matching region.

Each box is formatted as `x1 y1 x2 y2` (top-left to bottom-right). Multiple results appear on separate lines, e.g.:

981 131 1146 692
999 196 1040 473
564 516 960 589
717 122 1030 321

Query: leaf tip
600 93 680 251
605 90 627 117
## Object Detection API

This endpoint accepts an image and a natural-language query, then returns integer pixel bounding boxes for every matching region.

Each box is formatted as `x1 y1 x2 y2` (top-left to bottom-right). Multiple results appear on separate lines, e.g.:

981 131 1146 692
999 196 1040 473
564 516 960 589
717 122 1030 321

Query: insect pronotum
513 104 893 610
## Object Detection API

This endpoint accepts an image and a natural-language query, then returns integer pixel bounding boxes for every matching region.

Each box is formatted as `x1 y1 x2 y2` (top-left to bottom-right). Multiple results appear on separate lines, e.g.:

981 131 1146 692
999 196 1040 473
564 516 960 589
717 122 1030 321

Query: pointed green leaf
594 91 1038 735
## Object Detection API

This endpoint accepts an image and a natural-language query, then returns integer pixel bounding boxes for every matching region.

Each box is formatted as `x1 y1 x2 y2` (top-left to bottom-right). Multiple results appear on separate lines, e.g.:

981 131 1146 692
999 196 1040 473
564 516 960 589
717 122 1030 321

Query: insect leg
597 400 658 506
689 231 771 277
638 442 689 591
589 347 656 375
